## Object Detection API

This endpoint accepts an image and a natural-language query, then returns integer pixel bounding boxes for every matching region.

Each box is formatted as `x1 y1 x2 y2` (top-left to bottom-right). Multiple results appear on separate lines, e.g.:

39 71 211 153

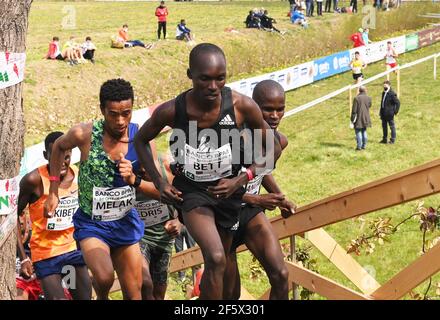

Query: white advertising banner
0 52 26 90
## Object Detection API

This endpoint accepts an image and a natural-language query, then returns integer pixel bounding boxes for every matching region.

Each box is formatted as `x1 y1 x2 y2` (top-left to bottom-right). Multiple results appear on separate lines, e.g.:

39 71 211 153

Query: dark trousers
350 0 358 12
325 0 331 11
306 1 314 16
83 49 95 60
317 2 323 15
158 21 167 39
382 119 396 142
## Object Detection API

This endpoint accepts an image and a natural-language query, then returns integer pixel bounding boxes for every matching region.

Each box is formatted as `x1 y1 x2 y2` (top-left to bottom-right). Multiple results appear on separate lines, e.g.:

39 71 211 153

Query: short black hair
355 51 360 55
44 131 64 152
189 43 225 70
53 36 59 41
86 36 92 41
384 80 391 85
123 24 128 28
99 78 134 110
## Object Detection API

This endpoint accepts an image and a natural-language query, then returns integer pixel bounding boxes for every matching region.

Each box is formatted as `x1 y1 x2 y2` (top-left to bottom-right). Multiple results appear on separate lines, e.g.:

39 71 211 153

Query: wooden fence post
290 235 299 300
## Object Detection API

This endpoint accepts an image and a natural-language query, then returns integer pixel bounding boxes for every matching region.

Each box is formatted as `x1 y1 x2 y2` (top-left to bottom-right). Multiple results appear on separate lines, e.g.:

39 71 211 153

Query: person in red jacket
155 1 169 40
350 28 365 48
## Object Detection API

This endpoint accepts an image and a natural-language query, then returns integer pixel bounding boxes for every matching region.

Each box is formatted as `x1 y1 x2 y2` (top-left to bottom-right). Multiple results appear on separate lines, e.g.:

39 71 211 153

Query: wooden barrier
168 158 440 300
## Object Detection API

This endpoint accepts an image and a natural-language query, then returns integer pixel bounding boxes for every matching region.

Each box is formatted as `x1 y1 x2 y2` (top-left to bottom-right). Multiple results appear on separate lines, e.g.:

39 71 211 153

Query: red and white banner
0 176 19 216
0 51 26 90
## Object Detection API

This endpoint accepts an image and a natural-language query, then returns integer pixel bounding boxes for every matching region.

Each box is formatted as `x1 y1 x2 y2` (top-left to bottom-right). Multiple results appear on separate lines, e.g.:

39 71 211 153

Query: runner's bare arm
134 101 182 204
45 123 91 216
208 94 281 198
237 93 281 181
262 175 296 217
16 173 39 272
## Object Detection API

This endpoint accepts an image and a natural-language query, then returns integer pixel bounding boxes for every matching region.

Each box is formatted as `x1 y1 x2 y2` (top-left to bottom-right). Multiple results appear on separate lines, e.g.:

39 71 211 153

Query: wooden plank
284 261 369 300
306 228 381 294
370 242 440 300
169 158 440 272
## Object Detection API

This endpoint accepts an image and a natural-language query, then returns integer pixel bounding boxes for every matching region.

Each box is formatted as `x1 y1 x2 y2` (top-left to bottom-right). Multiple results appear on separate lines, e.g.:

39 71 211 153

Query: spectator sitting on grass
291 7 308 29
45 36 70 61
245 10 260 28
117 24 154 49
260 10 284 34
176 19 195 43
81 36 97 64
62 36 85 65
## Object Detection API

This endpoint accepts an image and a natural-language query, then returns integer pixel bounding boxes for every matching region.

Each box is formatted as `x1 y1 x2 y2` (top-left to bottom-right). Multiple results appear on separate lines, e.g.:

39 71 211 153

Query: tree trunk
0 0 32 300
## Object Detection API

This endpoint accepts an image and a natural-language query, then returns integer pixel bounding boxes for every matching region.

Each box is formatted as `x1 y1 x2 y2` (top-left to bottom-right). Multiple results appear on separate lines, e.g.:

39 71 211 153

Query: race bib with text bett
135 200 170 227
46 195 78 231
92 186 135 221
183 143 233 182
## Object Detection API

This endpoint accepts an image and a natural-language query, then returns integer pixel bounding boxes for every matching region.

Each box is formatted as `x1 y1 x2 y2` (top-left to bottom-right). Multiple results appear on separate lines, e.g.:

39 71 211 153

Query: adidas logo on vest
219 114 235 126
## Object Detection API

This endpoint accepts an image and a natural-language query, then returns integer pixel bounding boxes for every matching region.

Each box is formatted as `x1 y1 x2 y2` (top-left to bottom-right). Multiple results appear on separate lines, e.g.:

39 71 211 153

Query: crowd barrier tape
17 26 440 180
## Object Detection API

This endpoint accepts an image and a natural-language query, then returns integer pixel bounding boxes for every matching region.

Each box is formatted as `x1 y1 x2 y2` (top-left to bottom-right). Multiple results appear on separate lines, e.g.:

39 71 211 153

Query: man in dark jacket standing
380 80 400 144
351 86 372 150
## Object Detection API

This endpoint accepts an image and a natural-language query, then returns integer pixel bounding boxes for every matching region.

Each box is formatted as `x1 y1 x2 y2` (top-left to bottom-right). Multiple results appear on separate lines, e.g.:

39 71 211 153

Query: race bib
246 175 264 195
183 143 232 182
46 195 78 231
135 200 170 227
92 186 135 221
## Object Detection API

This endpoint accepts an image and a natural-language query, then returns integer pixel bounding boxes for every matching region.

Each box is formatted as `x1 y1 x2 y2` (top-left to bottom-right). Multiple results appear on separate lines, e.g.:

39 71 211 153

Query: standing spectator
350 86 372 151
384 41 398 80
81 36 96 64
155 1 169 40
306 0 315 16
325 0 332 12
350 28 365 48
379 80 400 144
174 225 197 282
176 19 195 43
350 51 367 84
317 0 323 15
333 0 339 12
362 28 372 45
350 0 358 13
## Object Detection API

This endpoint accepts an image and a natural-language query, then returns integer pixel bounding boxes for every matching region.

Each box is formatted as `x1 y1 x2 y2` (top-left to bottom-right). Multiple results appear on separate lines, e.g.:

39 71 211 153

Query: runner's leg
183 207 232 299
244 213 289 300
111 242 143 300
79 237 114 300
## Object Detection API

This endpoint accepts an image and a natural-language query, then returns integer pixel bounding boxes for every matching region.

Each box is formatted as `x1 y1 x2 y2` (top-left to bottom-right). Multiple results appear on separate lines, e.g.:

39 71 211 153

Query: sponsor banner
405 33 419 52
0 176 19 216
0 209 17 249
418 26 440 48
313 50 351 81
349 36 406 66
0 52 26 90
285 61 314 90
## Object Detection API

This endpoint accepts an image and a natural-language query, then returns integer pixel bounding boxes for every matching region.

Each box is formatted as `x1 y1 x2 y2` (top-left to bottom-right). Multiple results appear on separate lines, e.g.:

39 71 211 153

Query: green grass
25 1 440 300
24 1 438 145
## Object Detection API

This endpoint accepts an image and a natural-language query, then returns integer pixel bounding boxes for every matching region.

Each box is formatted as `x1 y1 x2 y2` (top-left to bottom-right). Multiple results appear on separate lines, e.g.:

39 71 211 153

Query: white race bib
246 175 265 195
46 195 78 231
184 143 232 182
135 200 170 227
92 186 135 221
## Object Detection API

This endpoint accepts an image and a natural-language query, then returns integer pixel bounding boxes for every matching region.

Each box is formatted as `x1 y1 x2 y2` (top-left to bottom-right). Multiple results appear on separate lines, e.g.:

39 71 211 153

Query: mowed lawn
24 1 436 145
